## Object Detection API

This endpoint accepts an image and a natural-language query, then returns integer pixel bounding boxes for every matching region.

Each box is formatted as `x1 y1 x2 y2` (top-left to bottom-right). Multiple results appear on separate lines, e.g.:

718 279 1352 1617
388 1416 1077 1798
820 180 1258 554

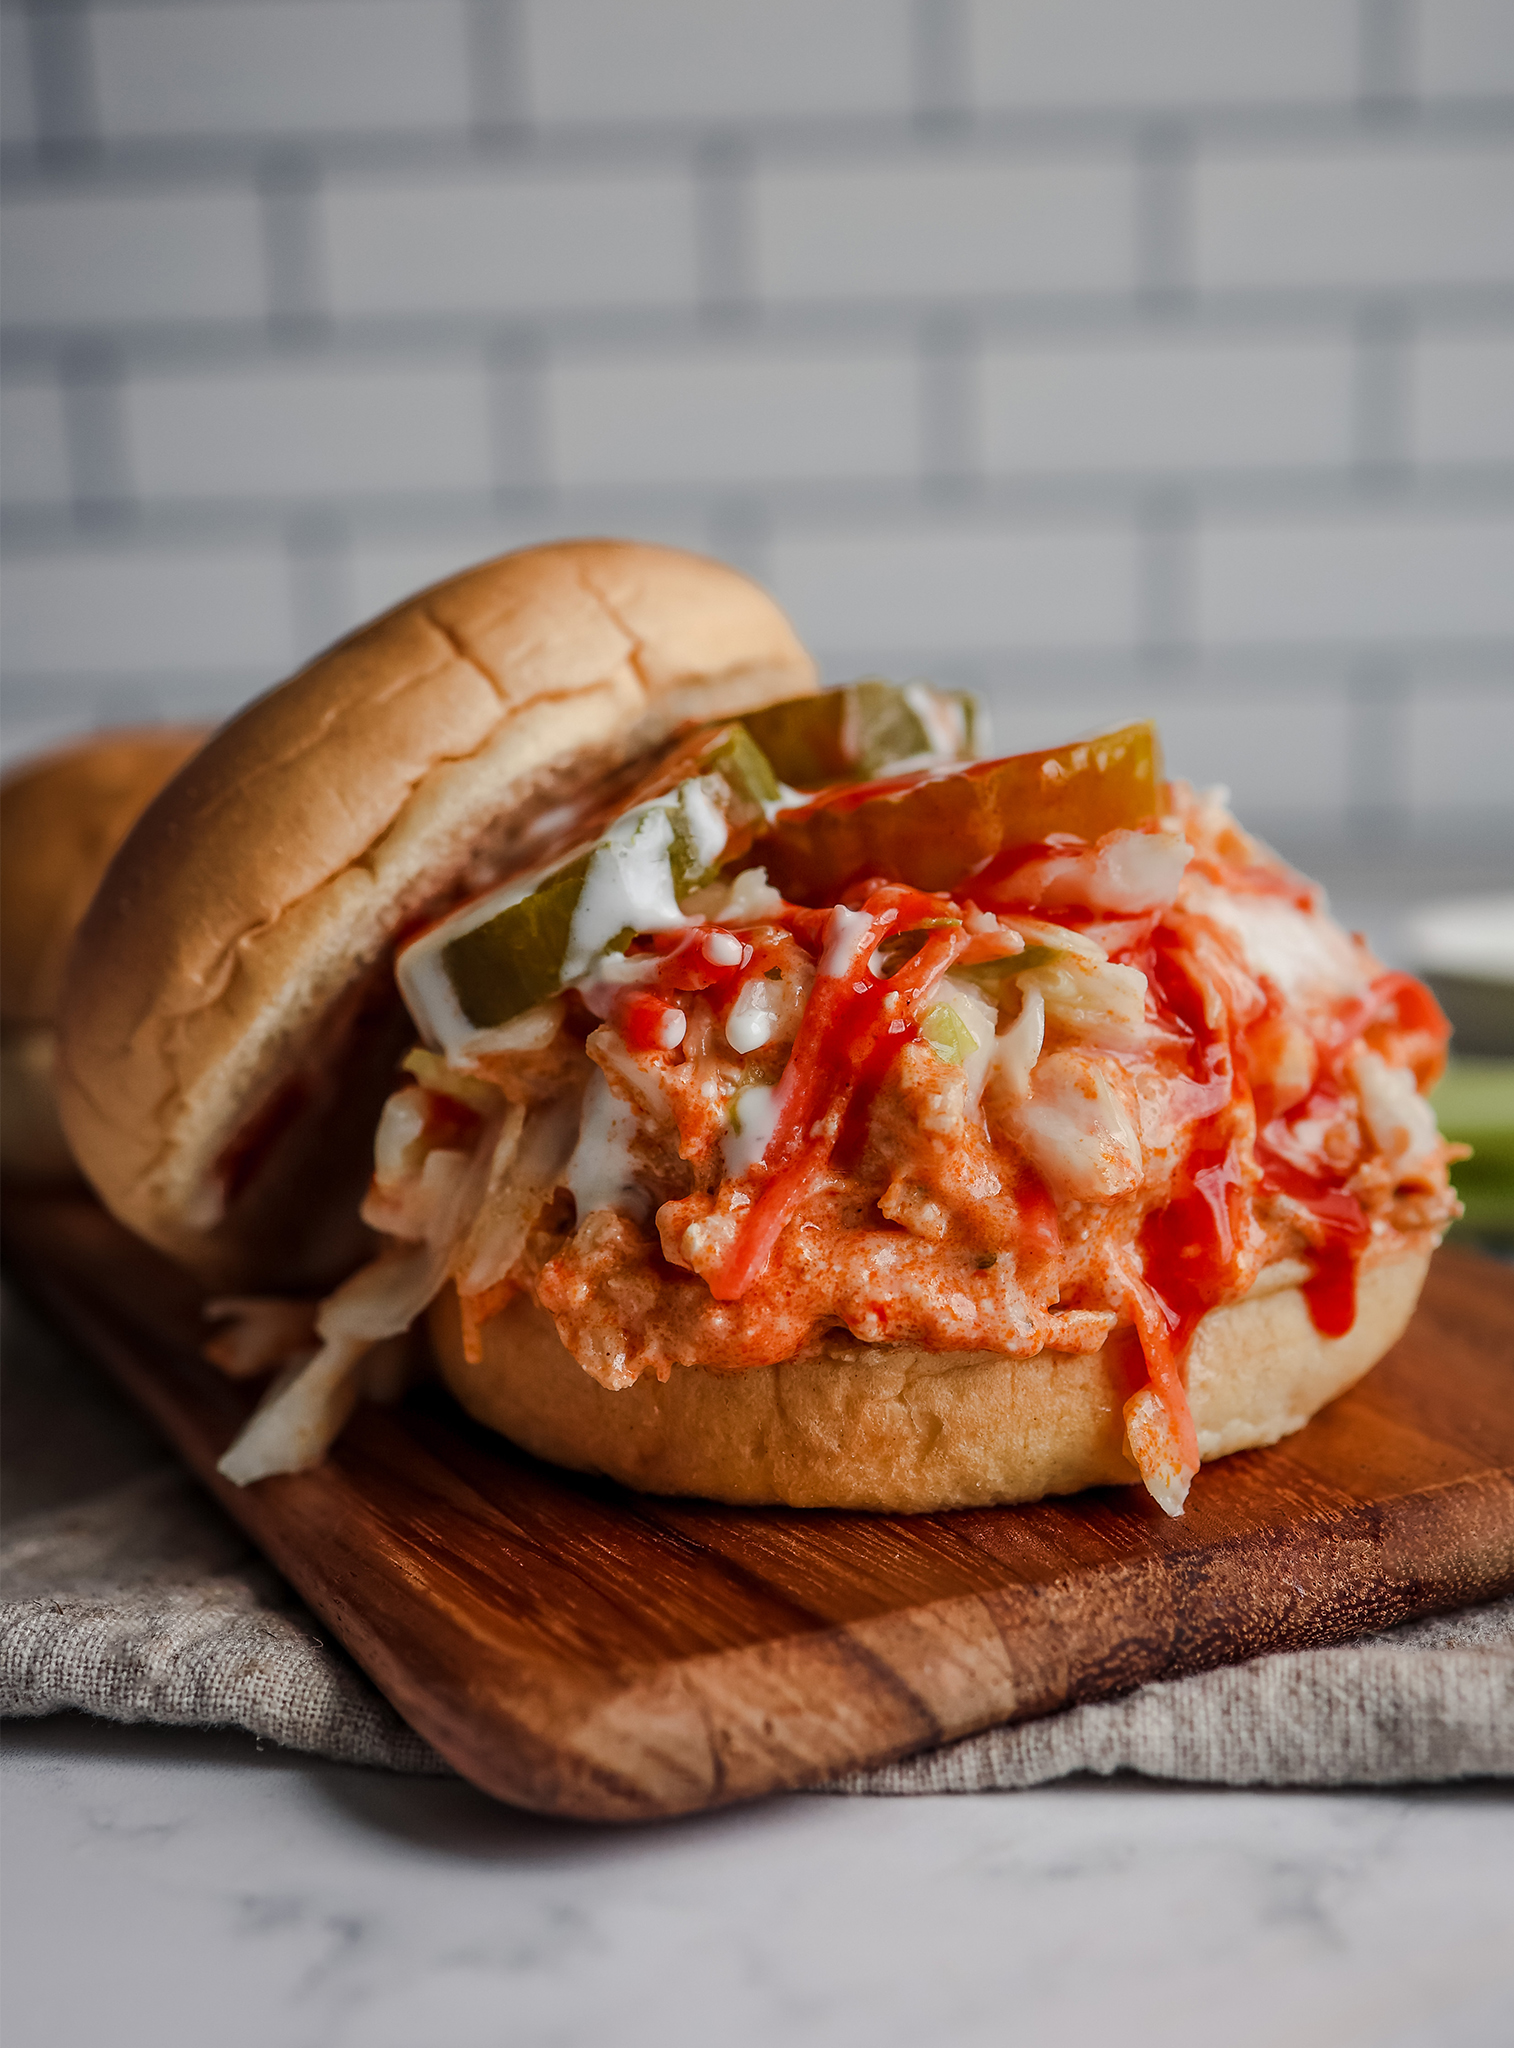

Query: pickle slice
756 721 1164 902
741 680 977 790
398 723 780 1053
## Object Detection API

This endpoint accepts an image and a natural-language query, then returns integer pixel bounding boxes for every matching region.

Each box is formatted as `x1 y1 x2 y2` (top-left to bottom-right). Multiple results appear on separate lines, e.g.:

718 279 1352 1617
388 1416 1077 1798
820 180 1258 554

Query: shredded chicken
217 795 1459 1510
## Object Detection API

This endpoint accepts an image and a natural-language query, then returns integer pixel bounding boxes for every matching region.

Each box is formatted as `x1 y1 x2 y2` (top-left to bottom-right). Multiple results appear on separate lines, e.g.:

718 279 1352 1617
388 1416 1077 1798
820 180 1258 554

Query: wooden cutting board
4 1192 1513 1822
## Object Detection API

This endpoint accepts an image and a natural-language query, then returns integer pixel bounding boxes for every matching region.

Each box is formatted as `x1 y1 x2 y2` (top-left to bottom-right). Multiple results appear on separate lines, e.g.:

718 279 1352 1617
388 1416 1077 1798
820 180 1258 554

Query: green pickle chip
400 691 1150 1055
439 848 594 1032
426 722 780 1037
742 679 976 790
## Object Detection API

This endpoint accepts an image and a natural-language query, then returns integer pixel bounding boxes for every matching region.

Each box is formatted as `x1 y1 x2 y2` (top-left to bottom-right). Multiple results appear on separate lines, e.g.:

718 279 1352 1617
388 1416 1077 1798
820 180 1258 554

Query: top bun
56 541 816 1288
1 726 207 1025
2 726 207 1182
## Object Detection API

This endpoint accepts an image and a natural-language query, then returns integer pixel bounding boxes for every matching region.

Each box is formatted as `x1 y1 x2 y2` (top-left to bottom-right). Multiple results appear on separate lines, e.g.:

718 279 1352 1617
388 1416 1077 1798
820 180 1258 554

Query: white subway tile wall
968 0 1361 110
1196 512 1514 646
1406 683 1514 814
524 0 915 126
1 545 297 675
979 338 1356 475
0 9 33 152
89 3 475 141
545 348 919 487
1 0 1510 881
122 361 497 501
1 188 268 325
768 523 1142 655
1416 0 1514 99
753 156 1138 301
1411 332 1514 462
320 170 700 319
0 379 70 504
1193 143 1514 292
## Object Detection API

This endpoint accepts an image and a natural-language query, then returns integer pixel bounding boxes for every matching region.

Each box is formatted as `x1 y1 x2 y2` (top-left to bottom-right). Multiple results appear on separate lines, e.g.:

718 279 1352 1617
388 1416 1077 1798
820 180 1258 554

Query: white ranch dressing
680 778 729 873
561 803 685 983
692 864 785 925
396 840 589 1056
455 999 564 1062
398 923 499 1058
725 976 779 1054
762 780 806 822
723 1084 782 1180
398 779 734 1055
819 904 876 980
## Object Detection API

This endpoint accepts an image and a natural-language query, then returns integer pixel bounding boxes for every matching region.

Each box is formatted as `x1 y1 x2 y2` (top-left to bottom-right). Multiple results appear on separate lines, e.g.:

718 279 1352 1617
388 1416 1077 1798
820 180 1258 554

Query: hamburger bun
56 538 1444 1520
1 726 206 1180
429 1249 1427 1511
56 541 817 1286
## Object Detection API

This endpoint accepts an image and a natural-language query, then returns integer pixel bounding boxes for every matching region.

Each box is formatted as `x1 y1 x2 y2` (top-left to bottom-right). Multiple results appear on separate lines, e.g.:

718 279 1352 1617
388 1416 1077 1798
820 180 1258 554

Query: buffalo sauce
1126 911 1372 1365
1138 1140 1250 1357
1126 925 1255 1370
1256 1105 1371 1338
1137 905 1375 1350
834 1001 920 1167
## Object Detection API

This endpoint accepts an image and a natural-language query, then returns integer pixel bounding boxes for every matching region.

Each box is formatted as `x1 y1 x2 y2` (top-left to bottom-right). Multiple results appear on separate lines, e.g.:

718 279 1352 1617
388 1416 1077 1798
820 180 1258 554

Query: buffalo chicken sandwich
56 541 1459 1516
2 726 206 1179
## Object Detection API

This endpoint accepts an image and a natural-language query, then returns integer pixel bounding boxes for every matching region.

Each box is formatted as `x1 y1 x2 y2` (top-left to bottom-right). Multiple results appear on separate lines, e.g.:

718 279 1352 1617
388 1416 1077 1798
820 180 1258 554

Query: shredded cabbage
202 1297 318 1380
217 1132 498 1486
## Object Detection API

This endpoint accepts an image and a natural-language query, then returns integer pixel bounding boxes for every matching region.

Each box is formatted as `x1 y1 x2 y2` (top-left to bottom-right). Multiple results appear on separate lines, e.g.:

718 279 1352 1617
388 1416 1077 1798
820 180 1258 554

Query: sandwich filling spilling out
212 698 1459 1513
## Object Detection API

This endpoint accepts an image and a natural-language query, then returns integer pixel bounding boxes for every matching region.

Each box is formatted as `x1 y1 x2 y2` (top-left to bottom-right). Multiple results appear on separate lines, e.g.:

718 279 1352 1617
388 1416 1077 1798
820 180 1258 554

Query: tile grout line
693 130 756 328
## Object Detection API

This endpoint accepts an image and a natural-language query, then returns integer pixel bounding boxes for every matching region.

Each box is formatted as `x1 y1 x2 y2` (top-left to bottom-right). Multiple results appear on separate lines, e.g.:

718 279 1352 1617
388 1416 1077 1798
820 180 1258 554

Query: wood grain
5 1193 1513 1822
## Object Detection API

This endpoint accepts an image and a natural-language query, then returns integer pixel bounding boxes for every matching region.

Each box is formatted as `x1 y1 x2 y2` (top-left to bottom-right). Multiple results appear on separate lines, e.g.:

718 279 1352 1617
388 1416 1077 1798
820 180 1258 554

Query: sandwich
1 726 206 1180
56 540 1460 1516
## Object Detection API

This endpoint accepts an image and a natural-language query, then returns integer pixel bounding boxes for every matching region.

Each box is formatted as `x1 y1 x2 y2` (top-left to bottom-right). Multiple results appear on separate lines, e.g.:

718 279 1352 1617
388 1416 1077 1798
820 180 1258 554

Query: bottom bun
428 1249 1428 1511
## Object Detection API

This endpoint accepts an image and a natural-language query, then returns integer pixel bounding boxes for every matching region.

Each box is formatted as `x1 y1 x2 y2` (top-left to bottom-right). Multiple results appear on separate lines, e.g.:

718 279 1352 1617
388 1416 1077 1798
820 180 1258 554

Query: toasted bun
1 727 208 1027
1 727 206 1181
56 542 816 1287
428 1250 1428 1511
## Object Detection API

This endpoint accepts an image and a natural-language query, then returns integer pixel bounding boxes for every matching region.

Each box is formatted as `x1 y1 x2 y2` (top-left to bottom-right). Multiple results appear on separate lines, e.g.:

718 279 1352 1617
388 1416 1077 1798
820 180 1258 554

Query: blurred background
2 0 1511 955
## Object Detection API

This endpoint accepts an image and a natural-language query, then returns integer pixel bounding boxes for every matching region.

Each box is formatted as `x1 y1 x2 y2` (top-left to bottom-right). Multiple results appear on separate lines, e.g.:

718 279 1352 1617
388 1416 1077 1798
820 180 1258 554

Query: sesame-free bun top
1 726 207 1026
56 540 817 1287
1 726 207 1182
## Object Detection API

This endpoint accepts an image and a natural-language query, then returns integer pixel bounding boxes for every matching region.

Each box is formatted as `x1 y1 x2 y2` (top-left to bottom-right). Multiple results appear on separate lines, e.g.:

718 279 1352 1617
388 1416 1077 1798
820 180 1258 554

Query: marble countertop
3 1716 1510 2048
5 1245 1512 2048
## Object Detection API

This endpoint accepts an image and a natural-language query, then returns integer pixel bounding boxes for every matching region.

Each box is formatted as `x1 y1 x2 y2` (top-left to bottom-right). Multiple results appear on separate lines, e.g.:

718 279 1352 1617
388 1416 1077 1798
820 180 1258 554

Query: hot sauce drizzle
1139 1140 1249 1359
1106 887 1407 1446
1256 1110 1371 1338
705 891 969 1297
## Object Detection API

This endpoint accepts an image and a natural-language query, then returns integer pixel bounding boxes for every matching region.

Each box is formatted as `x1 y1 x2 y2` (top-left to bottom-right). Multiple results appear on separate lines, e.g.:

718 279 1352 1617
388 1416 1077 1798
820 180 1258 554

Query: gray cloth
3 1281 1511 1792
1 1466 446 1773
834 1599 1514 1793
